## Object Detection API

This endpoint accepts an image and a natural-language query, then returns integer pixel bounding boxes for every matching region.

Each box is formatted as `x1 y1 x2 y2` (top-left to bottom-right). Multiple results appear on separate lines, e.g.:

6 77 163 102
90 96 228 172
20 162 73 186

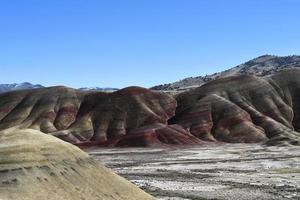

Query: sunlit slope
0 128 155 200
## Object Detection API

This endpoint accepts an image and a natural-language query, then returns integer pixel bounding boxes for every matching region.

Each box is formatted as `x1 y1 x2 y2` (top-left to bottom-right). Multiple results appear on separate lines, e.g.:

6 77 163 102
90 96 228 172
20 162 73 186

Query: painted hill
0 128 154 200
0 86 198 147
170 69 300 146
0 69 300 146
151 55 300 92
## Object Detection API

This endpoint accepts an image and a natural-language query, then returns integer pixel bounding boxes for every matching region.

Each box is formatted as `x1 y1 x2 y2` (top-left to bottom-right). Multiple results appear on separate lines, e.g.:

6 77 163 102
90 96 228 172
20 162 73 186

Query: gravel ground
87 144 300 200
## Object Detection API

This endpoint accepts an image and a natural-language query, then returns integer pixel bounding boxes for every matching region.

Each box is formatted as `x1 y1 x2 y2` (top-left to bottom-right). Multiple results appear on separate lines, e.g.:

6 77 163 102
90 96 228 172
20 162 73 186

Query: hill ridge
151 55 300 92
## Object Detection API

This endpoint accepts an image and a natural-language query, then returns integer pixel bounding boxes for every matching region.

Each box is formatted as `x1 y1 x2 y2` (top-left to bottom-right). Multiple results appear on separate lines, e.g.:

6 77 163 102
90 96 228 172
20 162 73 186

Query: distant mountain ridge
78 87 119 92
3 55 300 94
0 82 44 93
151 55 300 91
0 82 118 93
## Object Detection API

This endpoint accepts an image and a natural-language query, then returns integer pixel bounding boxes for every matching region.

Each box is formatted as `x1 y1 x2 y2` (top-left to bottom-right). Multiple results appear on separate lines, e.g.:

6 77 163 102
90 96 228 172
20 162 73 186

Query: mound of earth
0 128 154 200
109 123 205 147
0 86 179 146
170 69 300 145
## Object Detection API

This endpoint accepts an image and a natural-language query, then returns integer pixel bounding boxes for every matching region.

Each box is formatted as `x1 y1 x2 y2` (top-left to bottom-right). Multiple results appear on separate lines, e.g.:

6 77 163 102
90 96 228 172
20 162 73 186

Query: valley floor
87 144 300 200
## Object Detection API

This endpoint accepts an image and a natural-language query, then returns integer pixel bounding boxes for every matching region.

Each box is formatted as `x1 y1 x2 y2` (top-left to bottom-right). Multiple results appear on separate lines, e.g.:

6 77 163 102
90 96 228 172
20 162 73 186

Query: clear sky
1 0 300 88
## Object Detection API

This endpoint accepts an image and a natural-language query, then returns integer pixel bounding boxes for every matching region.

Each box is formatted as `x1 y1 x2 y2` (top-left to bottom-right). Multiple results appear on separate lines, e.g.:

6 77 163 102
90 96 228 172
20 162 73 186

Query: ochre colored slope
0 128 155 200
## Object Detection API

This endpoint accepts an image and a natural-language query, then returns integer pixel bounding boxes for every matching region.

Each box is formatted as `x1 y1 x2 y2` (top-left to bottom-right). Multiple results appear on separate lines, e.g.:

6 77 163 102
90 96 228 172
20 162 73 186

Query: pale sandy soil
87 144 300 200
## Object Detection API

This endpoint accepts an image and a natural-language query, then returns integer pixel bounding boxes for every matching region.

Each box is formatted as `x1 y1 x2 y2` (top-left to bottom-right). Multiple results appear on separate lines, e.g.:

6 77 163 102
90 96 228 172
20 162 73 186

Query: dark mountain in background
0 82 44 93
151 55 300 92
3 55 299 94
78 87 118 92
0 82 118 93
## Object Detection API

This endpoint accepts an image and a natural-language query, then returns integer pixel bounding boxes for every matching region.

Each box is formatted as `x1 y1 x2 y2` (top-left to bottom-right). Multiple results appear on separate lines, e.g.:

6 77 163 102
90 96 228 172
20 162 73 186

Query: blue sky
0 0 300 88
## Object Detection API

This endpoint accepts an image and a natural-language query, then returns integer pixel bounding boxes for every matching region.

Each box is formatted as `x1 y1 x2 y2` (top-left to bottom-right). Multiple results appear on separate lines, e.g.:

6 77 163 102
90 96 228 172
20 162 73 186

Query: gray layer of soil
87 144 300 200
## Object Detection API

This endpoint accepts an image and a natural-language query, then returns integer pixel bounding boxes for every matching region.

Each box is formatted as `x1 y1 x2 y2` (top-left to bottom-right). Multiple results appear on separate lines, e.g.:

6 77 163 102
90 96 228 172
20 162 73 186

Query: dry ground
87 144 300 200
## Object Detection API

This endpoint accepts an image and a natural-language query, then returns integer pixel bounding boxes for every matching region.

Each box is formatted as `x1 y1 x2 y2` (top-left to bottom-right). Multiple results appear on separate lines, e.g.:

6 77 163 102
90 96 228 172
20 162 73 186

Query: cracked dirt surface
87 144 300 200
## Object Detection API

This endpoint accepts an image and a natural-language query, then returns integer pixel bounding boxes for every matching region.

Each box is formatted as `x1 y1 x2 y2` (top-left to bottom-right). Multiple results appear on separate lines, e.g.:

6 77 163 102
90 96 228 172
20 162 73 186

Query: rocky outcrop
0 86 180 146
170 69 300 146
0 128 154 200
